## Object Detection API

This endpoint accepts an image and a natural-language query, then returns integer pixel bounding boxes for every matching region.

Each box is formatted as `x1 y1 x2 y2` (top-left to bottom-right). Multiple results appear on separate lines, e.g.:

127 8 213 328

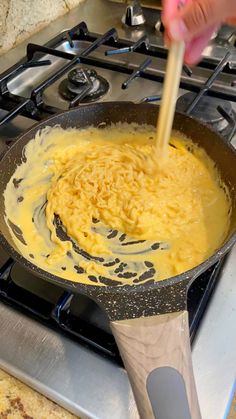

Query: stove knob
155 19 165 34
121 0 146 27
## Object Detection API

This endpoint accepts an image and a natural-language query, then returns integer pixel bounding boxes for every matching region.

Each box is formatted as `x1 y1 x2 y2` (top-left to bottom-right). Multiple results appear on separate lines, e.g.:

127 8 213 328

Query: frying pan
1 102 236 419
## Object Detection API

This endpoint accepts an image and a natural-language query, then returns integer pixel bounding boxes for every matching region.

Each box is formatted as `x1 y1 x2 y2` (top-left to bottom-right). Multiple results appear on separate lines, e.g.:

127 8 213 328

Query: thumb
167 0 224 41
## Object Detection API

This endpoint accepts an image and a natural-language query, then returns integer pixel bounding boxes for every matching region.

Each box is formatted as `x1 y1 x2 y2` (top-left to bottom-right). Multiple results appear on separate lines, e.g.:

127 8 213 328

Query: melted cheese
4 124 230 286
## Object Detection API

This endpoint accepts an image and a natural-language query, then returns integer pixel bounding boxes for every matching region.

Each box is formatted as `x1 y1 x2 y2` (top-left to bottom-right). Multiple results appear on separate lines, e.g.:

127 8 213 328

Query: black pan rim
0 228 235 295
0 101 236 295
2 101 236 159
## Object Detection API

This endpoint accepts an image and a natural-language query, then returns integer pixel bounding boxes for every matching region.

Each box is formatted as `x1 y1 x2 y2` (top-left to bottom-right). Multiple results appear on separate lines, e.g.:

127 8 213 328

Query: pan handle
111 311 201 419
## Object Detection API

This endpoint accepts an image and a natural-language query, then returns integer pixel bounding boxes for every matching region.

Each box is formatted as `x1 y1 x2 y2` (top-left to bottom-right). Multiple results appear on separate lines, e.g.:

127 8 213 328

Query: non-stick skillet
0 102 236 419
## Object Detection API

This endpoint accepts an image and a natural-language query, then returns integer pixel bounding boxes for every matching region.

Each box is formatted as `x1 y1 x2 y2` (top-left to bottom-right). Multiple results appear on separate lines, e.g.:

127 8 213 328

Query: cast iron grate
0 21 236 128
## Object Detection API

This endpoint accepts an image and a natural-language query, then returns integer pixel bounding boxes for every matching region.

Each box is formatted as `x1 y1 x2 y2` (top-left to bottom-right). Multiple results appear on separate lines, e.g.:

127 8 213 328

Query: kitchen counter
228 396 236 419
0 0 85 56
0 368 78 419
0 364 235 419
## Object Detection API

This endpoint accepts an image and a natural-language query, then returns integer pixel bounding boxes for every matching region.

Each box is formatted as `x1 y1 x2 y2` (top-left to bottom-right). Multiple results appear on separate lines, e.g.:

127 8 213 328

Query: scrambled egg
4 124 230 286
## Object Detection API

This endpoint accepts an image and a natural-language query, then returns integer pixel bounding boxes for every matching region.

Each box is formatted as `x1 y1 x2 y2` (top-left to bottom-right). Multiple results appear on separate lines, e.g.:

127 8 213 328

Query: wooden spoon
156 41 185 161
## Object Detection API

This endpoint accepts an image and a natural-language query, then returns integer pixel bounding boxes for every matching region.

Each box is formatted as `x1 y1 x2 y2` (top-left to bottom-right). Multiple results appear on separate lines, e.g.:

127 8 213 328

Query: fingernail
169 19 188 41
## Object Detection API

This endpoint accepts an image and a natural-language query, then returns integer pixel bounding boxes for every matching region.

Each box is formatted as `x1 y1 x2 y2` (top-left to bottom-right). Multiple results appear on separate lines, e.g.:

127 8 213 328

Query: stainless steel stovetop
0 1 236 418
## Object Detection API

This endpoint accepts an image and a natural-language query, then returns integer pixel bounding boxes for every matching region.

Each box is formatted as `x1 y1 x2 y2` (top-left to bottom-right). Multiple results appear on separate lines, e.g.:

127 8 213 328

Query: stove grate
185 52 231 114
0 22 235 128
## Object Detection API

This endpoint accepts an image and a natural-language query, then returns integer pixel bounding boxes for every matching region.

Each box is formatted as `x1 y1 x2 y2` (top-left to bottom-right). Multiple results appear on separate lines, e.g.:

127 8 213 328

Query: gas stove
0 1 236 418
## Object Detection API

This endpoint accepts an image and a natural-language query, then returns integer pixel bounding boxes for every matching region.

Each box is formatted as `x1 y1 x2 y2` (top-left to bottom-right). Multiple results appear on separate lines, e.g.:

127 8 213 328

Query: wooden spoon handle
111 311 201 419
156 41 185 161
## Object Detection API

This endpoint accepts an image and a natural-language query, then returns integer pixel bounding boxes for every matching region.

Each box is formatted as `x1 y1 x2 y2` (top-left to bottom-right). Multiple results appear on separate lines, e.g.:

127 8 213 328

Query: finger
226 17 236 25
164 31 171 47
162 0 186 47
168 0 223 41
184 25 217 64
162 0 180 24
180 0 217 38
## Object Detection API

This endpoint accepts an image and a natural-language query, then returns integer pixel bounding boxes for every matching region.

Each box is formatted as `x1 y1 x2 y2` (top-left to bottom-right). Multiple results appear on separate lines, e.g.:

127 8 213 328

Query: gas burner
176 92 233 133
59 67 109 105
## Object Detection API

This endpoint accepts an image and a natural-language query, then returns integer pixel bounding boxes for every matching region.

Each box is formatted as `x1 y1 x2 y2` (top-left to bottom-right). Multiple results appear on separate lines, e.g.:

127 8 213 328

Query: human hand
162 0 236 64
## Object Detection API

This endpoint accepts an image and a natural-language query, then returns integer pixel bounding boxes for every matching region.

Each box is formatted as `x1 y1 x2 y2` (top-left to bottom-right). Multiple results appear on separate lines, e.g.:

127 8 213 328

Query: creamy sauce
4 124 231 286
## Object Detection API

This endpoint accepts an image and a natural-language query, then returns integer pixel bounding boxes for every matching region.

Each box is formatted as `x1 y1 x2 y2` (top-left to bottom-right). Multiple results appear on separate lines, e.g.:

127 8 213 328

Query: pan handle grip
111 311 201 419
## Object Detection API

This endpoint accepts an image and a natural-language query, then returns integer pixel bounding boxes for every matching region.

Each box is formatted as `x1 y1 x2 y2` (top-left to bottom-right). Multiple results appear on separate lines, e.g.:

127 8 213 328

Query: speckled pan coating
0 102 236 321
